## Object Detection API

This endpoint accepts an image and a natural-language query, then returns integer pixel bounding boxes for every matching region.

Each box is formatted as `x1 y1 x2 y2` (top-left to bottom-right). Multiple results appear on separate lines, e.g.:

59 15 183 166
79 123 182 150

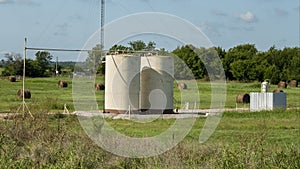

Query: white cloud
239 11 258 23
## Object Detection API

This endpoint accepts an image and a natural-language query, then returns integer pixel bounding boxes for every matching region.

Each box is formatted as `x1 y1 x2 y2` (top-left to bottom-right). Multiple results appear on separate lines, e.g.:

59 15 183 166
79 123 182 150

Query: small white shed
250 92 286 111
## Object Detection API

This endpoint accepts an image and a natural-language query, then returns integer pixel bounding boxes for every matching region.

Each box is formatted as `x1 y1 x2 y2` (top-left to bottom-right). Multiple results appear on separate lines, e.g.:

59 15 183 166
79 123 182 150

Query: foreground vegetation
0 72 298 168
0 109 299 168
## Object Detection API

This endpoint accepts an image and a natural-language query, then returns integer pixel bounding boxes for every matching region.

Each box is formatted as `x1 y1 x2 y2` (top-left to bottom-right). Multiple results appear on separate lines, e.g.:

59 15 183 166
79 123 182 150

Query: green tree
25 59 40 77
262 46 287 83
281 47 300 81
146 41 156 51
98 57 105 75
214 46 226 59
109 44 132 54
158 48 169 55
252 52 269 82
198 47 225 80
86 44 104 74
128 40 146 51
223 44 258 81
264 65 281 84
35 51 53 77
2 53 23 76
172 45 204 79
230 60 257 82
287 52 300 81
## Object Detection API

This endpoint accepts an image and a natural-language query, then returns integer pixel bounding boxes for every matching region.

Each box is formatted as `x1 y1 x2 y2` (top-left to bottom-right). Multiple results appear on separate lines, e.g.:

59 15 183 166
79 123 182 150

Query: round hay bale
95 83 105 90
58 80 68 88
236 93 250 104
8 76 16 82
289 80 297 87
278 81 287 88
177 83 187 90
17 89 31 99
273 89 283 93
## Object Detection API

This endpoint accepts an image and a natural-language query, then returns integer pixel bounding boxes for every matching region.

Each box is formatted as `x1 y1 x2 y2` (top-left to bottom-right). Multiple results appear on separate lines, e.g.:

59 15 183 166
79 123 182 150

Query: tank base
104 109 174 114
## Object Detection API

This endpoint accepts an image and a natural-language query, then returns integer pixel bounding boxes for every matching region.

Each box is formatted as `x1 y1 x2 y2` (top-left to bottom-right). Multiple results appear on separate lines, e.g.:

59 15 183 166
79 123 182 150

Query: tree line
1 41 299 84
100 41 299 84
1 51 54 77
173 44 299 84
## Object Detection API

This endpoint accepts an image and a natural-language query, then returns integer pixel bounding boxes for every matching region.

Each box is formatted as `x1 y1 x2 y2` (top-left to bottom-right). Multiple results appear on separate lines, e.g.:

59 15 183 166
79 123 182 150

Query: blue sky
0 0 299 61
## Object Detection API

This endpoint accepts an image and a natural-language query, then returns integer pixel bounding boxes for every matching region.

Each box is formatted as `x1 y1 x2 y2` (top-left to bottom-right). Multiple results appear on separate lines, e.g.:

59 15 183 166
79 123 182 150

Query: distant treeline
103 42 300 83
0 51 77 77
172 44 299 84
1 42 299 84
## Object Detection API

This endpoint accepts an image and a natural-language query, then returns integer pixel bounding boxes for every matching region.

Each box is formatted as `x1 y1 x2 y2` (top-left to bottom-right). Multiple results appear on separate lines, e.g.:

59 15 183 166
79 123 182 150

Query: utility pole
55 56 58 76
101 0 105 52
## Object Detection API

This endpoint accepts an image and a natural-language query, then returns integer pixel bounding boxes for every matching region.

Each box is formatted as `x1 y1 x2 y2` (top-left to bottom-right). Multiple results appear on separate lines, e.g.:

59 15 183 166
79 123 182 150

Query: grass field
0 109 299 168
0 76 299 168
0 76 299 113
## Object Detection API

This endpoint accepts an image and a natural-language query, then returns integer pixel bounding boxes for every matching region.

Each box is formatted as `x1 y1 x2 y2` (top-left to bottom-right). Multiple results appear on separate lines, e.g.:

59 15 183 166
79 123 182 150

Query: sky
0 0 299 61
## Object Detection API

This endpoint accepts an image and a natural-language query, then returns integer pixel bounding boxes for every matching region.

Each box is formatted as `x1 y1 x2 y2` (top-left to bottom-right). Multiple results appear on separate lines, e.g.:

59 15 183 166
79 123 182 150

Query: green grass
0 109 299 168
174 81 299 109
0 76 299 113
0 67 4 76
0 76 105 113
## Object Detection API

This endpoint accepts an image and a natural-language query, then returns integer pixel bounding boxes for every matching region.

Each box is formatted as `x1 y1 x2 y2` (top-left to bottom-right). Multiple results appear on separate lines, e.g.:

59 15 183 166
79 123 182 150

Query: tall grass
0 109 298 168
0 76 299 167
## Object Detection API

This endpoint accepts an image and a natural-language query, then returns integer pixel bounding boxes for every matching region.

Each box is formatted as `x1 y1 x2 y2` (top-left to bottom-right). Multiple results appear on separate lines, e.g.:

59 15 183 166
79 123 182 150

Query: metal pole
56 56 58 76
101 0 105 50
129 105 131 120
23 38 27 112
26 47 93 52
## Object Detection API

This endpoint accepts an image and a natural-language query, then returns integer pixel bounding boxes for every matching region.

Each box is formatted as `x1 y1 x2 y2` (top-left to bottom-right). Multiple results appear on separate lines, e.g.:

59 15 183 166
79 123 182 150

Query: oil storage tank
105 55 141 113
140 56 174 114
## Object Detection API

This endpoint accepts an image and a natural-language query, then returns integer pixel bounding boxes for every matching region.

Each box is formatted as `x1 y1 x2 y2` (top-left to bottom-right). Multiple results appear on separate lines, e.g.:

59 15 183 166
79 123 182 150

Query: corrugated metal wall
250 92 286 111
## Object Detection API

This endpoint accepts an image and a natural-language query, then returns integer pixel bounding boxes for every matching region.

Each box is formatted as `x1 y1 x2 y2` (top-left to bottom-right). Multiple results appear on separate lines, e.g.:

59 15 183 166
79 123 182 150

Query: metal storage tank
140 56 174 114
261 81 269 92
105 55 141 113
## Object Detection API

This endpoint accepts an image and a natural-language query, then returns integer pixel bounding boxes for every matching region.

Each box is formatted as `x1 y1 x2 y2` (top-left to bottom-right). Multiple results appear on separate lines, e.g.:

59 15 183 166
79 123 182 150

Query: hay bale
177 83 187 90
95 83 105 90
58 80 68 88
273 89 283 93
8 76 16 82
236 93 250 104
17 89 31 99
278 81 287 88
289 80 297 87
